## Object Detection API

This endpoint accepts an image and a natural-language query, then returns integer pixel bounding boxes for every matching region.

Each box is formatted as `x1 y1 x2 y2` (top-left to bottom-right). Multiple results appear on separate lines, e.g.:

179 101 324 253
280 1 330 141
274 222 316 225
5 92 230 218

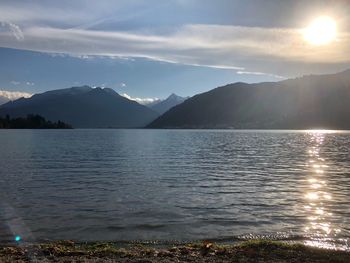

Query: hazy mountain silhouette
149 93 187 114
0 96 9 105
148 69 350 129
0 86 158 128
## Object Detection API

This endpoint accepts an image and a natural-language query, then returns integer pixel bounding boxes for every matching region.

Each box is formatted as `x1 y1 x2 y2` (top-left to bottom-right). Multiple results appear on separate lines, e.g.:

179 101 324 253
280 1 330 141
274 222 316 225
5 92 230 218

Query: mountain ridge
0 86 159 128
148 69 350 129
149 93 188 115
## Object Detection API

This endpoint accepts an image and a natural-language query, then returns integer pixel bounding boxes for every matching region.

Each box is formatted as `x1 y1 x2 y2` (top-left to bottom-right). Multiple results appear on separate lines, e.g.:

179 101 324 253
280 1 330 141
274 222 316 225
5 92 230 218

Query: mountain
0 86 159 128
0 96 9 105
149 93 187 115
148 69 350 129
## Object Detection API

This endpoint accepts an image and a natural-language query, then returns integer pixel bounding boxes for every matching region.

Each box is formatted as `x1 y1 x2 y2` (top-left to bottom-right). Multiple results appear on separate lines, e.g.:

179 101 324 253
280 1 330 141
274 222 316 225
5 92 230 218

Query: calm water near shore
0 129 349 250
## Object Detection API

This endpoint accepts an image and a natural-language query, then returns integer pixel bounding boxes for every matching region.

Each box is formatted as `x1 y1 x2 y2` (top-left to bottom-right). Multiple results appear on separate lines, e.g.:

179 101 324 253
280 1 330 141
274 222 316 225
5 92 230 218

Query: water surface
0 129 349 250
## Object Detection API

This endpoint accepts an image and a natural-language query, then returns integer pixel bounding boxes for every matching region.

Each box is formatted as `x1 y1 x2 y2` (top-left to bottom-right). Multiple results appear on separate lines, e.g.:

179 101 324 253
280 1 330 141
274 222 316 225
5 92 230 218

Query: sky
0 0 349 102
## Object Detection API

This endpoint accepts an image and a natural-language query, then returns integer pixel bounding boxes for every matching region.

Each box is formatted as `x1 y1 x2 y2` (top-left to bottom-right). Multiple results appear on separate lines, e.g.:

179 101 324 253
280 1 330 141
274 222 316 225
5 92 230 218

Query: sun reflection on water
303 131 342 250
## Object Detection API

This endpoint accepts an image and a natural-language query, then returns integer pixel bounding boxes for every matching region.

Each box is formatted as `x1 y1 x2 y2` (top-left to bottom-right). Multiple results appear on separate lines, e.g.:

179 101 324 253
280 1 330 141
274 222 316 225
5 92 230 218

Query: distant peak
103 87 115 91
167 93 185 100
92 87 117 92
75 85 91 88
71 85 92 90
40 85 92 96
103 87 119 95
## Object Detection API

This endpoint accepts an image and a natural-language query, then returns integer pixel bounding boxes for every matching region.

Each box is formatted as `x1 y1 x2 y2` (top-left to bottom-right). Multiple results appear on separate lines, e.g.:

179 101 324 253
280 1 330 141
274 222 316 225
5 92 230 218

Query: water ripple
0 129 349 250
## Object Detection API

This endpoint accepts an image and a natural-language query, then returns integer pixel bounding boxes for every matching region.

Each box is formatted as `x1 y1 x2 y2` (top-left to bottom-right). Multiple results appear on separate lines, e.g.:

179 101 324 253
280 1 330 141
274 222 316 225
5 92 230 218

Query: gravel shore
1 240 349 263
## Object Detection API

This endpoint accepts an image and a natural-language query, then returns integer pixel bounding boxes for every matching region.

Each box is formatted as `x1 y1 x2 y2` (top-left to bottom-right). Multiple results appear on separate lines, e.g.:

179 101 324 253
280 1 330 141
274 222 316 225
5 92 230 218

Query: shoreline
1 240 349 263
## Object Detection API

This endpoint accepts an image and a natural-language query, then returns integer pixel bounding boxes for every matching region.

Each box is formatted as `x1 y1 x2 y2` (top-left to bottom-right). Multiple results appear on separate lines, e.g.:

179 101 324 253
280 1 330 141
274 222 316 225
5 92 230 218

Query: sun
303 16 337 45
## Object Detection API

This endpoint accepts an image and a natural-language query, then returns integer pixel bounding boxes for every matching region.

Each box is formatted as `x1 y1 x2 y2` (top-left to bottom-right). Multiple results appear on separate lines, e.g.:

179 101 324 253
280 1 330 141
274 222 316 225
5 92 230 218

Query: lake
0 129 349 250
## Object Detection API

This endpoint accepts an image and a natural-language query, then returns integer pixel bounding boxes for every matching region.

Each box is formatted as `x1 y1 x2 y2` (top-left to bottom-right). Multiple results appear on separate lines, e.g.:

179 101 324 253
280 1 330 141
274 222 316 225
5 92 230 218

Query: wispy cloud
0 24 349 75
0 21 24 41
0 1 349 77
237 71 285 79
121 93 160 105
10 81 35 86
10 81 21 85
0 90 32 100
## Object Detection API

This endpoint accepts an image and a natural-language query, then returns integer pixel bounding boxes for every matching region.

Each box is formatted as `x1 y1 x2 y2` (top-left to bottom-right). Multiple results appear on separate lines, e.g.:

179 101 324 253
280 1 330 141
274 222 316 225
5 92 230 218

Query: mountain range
1 69 350 129
148 69 350 129
147 93 187 115
0 86 158 128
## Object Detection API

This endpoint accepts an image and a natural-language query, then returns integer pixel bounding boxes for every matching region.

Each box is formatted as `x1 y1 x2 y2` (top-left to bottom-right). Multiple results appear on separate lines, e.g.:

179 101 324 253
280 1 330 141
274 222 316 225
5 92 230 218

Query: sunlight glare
306 192 319 200
303 16 337 45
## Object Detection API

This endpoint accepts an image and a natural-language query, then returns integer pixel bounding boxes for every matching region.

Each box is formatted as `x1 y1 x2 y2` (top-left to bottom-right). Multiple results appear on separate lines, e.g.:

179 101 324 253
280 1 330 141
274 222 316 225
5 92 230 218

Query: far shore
1 240 349 263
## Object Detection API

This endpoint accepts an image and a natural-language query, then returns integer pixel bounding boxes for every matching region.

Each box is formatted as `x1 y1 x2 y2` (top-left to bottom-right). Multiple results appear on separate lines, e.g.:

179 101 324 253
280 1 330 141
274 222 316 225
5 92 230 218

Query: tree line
0 114 72 129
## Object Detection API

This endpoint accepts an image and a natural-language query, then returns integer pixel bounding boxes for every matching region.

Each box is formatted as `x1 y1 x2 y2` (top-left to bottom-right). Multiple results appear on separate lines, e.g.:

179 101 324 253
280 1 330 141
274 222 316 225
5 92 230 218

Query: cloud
121 93 160 105
237 71 285 79
0 23 348 77
0 21 24 40
119 82 127 87
10 81 21 85
10 81 35 86
0 90 32 100
0 1 349 76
